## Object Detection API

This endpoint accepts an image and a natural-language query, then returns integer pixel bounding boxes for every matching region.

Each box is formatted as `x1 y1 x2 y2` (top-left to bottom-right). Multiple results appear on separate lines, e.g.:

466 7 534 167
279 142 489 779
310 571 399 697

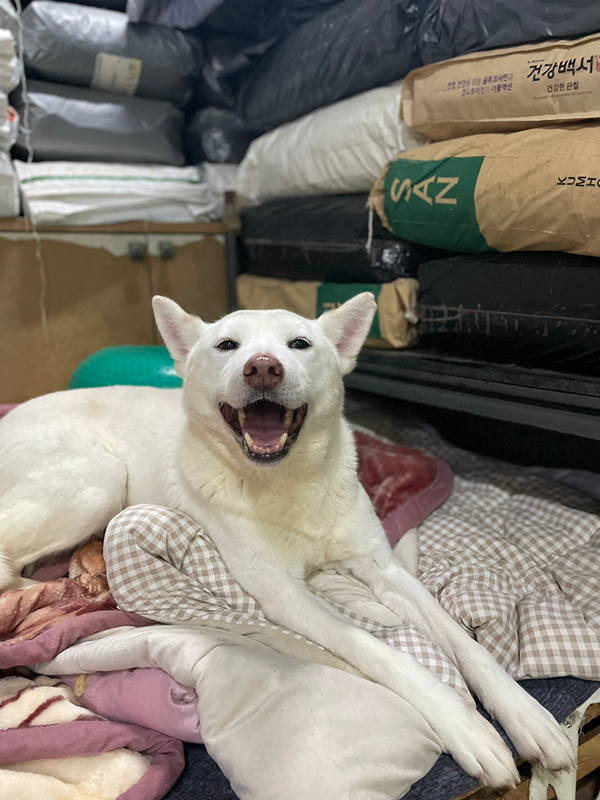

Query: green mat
69 346 182 390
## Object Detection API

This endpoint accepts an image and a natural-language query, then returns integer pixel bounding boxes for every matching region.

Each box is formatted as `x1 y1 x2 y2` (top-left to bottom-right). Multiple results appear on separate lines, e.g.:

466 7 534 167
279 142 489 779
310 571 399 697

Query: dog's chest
235 484 362 570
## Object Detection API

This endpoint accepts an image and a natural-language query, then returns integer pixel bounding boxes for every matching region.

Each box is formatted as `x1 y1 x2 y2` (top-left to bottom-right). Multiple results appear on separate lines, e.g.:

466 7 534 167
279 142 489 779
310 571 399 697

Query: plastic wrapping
127 0 222 28
14 161 231 226
237 0 428 130
13 81 184 166
241 195 446 283
128 0 342 34
418 0 600 65
43 0 127 8
0 150 19 218
189 0 345 110
33 0 127 7
236 81 427 206
0 95 18 152
192 31 275 110
202 0 344 40
0 0 18 39
0 29 19 95
22 1 200 108
417 252 600 375
185 107 264 164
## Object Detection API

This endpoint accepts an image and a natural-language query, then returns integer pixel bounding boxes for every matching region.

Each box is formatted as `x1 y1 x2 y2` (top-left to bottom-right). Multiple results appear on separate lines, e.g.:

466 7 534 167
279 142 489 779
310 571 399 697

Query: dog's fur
0 294 574 786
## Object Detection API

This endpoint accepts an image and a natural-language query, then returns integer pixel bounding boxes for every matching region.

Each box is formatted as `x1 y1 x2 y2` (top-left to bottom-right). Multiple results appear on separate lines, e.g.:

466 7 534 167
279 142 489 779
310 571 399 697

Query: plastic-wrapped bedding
0 152 19 218
417 251 600 376
237 0 427 130
0 29 19 94
22 1 200 108
236 81 427 205
14 161 236 226
418 0 600 66
0 0 18 39
13 81 184 166
0 93 18 152
241 195 447 283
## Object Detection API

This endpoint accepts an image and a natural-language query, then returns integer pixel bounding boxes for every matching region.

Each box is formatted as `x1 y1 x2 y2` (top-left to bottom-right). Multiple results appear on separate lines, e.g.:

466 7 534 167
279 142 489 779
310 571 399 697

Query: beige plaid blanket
104 409 600 690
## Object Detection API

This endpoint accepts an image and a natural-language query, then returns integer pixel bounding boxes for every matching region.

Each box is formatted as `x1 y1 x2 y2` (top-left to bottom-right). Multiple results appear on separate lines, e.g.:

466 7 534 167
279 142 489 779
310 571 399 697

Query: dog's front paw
442 708 520 788
498 700 576 772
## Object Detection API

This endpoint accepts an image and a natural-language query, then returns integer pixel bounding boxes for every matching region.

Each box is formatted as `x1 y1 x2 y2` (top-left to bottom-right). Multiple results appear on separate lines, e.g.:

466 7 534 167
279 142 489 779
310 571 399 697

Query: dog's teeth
279 433 288 447
244 432 254 447
238 407 246 425
284 409 293 428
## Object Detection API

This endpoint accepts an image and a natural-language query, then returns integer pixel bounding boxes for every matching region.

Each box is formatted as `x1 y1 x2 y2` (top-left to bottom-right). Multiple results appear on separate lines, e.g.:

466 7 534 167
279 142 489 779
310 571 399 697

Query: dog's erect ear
317 292 377 374
152 296 204 378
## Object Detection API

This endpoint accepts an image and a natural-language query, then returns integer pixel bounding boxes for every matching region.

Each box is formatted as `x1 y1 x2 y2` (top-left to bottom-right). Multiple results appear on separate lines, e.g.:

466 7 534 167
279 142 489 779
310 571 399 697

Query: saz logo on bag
390 176 459 206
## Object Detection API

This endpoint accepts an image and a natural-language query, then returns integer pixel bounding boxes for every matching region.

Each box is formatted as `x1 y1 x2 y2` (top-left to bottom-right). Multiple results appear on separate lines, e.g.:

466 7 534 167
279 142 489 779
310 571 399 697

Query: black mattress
240 194 447 284
163 676 600 800
418 252 600 376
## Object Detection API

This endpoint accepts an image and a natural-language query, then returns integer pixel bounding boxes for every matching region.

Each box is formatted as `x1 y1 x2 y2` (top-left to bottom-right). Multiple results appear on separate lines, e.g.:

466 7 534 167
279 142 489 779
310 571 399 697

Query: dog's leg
345 549 576 772
0 448 127 588
222 555 519 788
393 527 419 575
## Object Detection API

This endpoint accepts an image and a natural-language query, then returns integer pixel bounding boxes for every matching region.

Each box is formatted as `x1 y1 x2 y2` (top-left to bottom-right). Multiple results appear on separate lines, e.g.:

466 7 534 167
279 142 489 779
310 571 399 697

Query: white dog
0 294 574 787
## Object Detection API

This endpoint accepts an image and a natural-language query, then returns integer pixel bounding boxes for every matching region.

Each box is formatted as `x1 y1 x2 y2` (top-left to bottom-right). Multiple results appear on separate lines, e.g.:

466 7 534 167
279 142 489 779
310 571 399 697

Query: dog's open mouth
220 400 308 464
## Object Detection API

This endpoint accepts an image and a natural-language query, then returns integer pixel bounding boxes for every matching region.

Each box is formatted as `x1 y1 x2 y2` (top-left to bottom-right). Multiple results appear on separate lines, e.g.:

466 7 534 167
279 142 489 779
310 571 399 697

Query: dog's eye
216 339 240 351
288 338 311 350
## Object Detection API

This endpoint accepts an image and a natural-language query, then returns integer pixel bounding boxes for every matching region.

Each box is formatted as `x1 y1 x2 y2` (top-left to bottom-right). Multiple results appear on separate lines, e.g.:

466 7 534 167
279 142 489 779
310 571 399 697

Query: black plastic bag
191 31 276 110
418 251 600 375
188 0 344 111
237 0 428 130
241 195 446 283
127 0 222 29
419 0 600 64
13 81 184 165
201 0 344 40
184 107 264 163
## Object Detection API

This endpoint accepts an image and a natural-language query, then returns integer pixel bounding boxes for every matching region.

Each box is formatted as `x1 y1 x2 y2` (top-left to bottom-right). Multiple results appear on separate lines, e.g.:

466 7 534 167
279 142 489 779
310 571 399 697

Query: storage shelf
347 349 600 441
0 217 226 235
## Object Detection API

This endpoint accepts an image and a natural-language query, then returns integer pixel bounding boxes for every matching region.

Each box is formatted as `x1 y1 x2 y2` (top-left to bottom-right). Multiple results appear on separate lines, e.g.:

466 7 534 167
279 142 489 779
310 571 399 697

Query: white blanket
37 624 442 800
15 162 238 227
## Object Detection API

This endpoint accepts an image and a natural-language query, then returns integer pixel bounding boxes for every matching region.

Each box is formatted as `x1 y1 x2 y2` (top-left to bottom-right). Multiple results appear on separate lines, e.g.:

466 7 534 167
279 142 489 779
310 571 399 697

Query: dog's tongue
241 401 287 447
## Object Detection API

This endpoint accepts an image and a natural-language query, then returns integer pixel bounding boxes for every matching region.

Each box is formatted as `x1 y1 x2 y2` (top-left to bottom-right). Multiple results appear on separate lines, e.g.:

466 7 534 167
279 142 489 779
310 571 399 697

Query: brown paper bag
402 33 600 141
236 274 418 348
369 125 600 257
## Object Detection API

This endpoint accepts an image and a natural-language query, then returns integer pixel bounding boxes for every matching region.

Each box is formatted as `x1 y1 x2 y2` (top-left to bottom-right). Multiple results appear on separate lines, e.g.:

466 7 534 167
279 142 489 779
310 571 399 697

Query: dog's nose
243 354 284 391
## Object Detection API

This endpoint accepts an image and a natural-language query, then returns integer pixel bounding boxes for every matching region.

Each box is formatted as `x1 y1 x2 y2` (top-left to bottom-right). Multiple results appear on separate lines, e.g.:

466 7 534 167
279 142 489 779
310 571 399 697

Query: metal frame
346 351 600 441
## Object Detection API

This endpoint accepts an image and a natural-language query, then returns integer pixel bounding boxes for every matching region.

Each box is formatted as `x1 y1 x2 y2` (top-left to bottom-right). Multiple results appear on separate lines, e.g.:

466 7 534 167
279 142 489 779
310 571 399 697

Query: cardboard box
0 221 227 402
